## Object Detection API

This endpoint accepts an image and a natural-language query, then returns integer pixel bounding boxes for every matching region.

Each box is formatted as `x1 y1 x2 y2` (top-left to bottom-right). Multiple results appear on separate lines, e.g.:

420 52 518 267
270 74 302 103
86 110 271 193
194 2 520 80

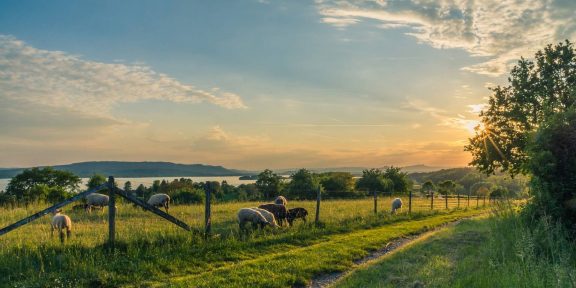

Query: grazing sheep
147 193 171 213
286 207 308 226
251 207 281 228
274 196 288 206
237 208 272 231
258 203 288 226
51 209 72 243
85 193 109 212
391 198 403 214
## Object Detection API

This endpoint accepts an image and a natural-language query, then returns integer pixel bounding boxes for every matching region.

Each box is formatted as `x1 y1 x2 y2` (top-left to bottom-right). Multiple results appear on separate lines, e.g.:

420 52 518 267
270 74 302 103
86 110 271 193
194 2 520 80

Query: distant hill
0 161 252 179
408 167 476 184
273 165 445 176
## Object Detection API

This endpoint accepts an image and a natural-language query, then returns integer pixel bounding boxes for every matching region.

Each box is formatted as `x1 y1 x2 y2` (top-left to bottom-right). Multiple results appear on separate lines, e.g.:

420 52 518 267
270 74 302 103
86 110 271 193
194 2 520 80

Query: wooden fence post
205 189 211 237
408 189 412 214
445 194 448 210
431 192 434 210
457 192 460 208
373 190 377 215
467 192 471 207
476 195 479 208
483 196 486 206
315 187 321 225
108 176 116 252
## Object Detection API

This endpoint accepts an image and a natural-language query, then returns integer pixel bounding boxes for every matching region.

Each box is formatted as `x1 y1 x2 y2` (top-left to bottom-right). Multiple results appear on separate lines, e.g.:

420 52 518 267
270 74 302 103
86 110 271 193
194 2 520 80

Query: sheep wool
85 193 109 212
51 210 72 243
147 193 171 213
274 196 288 206
237 208 271 230
391 198 403 214
251 207 280 228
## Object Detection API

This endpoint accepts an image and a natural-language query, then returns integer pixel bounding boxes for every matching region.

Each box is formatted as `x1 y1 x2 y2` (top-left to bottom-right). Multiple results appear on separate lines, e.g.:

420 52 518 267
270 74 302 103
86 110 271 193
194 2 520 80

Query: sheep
258 203 288 226
250 207 281 228
237 208 273 231
274 196 288 206
391 198 403 214
286 207 308 226
85 193 109 212
147 193 171 213
51 209 72 243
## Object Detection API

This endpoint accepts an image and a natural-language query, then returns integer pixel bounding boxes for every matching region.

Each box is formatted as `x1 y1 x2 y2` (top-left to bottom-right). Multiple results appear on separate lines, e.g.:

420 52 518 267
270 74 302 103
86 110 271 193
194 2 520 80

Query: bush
172 188 205 204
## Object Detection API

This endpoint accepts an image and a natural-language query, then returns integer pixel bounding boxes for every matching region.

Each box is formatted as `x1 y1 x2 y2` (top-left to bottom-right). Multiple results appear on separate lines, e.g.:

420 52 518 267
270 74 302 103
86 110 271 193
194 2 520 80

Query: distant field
0 198 493 287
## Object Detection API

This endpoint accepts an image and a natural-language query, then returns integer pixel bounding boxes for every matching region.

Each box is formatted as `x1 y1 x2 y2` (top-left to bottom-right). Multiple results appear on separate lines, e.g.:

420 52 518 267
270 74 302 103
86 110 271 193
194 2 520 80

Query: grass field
335 206 576 288
0 197 493 287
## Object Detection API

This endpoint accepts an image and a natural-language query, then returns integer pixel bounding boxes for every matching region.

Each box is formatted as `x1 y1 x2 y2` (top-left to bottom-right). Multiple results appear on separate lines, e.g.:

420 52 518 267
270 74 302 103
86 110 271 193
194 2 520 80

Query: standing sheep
258 203 288 226
147 193 171 213
237 208 272 231
286 207 308 226
51 209 72 243
85 193 109 212
274 196 288 206
391 198 403 214
251 207 281 228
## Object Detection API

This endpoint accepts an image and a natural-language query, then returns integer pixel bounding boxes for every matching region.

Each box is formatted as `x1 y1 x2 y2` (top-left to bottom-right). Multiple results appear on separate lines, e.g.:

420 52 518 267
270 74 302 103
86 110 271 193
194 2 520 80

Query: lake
0 176 257 192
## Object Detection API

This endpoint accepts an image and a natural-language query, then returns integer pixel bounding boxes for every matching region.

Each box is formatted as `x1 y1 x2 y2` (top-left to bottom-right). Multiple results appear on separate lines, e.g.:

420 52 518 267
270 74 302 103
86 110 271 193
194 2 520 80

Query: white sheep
391 197 403 214
85 193 109 212
237 208 272 231
51 209 72 243
250 207 280 228
274 196 288 206
147 193 171 213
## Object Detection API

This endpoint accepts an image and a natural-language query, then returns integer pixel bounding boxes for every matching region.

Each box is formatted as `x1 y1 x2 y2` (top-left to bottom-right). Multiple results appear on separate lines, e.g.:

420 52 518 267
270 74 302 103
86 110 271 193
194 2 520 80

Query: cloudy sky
0 0 574 169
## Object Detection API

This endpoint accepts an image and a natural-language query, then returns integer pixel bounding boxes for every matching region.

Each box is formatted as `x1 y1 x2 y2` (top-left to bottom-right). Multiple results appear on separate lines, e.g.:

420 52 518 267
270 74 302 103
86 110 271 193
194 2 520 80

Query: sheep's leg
66 228 71 239
59 230 65 243
165 202 169 213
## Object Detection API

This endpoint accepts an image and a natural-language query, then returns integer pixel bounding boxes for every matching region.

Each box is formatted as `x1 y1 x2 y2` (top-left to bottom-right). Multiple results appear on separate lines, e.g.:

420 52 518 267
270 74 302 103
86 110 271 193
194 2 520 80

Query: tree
135 184 147 198
255 169 281 199
466 40 576 176
319 172 357 198
287 169 321 200
470 182 493 197
356 169 392 194
438 180 456 196
87 174 106 190
5 167 80 204
124 181 133 194
421 181 435 196
383 166 411 194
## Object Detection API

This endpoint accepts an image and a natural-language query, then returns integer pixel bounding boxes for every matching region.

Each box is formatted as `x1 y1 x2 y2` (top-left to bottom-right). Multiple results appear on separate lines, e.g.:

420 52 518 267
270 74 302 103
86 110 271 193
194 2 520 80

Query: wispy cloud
0 35 246 120
317 0 576 76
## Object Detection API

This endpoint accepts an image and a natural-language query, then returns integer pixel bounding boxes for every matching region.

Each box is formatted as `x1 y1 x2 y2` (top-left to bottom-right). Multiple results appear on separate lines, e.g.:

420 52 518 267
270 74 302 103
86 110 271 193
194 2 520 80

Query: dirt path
306 218 471 288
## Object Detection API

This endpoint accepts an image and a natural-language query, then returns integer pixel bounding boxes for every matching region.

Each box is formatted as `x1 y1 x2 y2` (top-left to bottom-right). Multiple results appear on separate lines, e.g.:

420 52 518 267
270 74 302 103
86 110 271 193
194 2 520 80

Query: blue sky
0 0 574 169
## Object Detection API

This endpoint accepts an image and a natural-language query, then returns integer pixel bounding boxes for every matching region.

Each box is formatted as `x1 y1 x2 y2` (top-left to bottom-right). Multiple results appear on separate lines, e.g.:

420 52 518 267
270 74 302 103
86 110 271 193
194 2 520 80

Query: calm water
0 176 256 192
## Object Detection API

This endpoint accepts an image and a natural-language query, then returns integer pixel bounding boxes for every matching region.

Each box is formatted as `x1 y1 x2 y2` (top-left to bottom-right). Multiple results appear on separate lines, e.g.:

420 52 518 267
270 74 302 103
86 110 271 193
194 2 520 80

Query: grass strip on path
334 216 490 288
143 208 489 288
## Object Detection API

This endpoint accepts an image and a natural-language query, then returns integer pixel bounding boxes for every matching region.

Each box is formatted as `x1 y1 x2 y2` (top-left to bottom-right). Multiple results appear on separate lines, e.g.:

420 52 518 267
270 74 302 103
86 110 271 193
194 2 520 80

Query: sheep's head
52 209 62 215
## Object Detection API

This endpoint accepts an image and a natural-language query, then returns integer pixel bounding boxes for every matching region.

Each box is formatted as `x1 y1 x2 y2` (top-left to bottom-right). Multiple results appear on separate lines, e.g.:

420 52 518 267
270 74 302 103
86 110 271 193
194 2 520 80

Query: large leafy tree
465 41 576 176
438 180 456 196
383 166 411 194
287 169 321 200
356 169 392 194
5 167 80 204
255 169 281 199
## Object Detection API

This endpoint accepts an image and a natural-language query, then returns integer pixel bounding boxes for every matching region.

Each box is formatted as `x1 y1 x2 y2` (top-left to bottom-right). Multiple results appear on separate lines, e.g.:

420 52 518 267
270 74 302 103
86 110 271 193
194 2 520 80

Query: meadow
0 197 492 287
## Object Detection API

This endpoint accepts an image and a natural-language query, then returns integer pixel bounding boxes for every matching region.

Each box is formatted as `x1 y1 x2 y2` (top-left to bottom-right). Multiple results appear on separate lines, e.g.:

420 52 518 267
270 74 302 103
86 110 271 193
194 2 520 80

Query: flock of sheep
50 192 403 242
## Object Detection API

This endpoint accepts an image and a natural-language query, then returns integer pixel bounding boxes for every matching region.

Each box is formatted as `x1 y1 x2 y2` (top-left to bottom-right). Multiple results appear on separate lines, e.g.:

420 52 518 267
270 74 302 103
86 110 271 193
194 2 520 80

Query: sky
0 0 575 170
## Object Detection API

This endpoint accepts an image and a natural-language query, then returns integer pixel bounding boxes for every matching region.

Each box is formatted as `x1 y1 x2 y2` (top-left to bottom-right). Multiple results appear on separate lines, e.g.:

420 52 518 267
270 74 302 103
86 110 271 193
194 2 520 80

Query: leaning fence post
315 187 321 225
205 189 211 237
108 176 116 252
431 192 434 210
408 189 412 214
373 190 377 215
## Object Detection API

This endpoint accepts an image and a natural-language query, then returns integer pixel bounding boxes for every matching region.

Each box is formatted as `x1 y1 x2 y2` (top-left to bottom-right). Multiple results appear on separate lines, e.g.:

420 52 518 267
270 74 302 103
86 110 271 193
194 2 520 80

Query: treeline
0 165 527 208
